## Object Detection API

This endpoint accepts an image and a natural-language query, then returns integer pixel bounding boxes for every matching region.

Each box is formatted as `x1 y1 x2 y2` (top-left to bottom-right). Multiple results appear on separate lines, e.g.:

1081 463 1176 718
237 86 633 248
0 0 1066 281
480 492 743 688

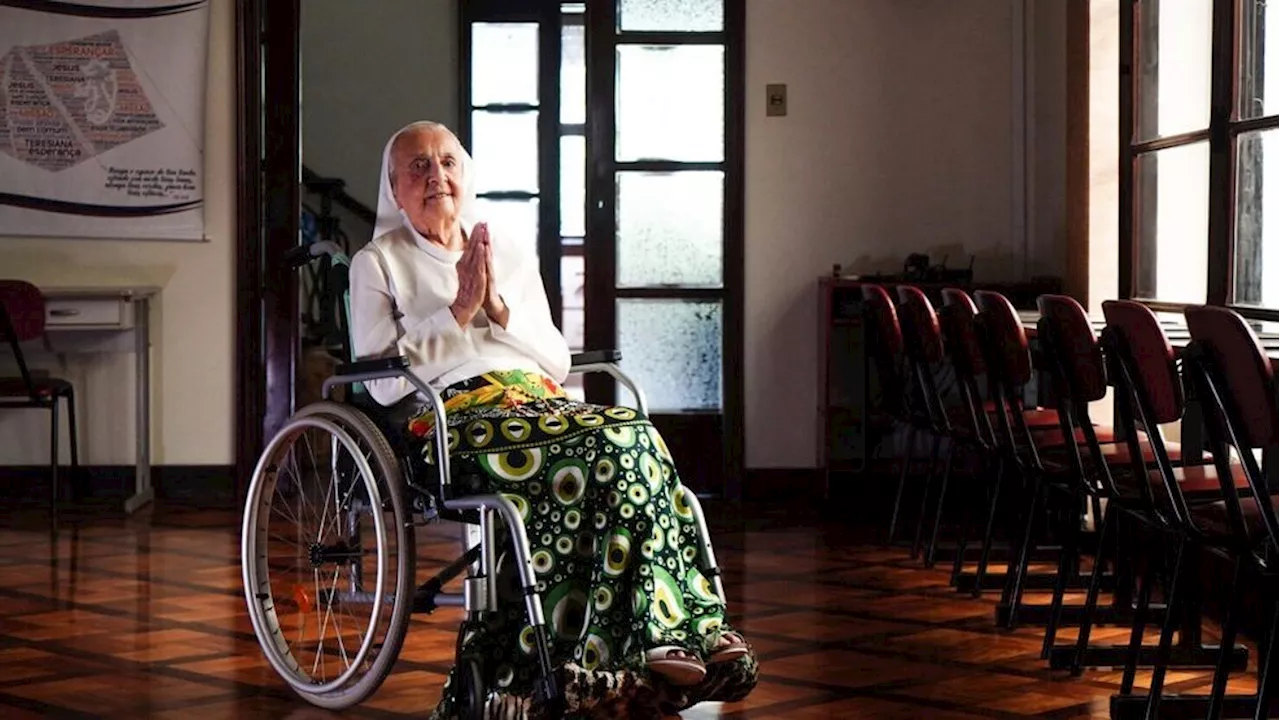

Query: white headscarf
373 120 479 243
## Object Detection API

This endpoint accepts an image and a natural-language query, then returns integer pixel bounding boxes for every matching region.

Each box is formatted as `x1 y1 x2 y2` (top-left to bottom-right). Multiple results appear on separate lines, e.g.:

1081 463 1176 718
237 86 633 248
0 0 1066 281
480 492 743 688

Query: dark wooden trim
583 0 617 407
235 0 301 504
462 0 545 21
1130 127 1212 154
616 160 724 172
1225 304 1280 322
723 0 746 500
472 103 540 113
1228 115 1280 134
457 2 472 147
1 465 237 510
613 287 728 299
259 0 302 467
1118 0 1136 302
614 31 725 44
233 0 263 502
476 191 539 201
1207 0 1237 307
1064 0 1089 303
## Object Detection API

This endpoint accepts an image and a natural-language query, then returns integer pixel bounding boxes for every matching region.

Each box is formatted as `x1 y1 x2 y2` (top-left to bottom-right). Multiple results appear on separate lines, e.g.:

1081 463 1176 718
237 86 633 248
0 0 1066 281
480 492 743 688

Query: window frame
1119 0 1280 321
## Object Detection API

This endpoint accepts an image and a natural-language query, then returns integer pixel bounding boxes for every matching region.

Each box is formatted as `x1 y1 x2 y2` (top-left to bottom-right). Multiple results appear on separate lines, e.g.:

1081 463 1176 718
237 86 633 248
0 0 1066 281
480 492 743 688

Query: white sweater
348 222 571 407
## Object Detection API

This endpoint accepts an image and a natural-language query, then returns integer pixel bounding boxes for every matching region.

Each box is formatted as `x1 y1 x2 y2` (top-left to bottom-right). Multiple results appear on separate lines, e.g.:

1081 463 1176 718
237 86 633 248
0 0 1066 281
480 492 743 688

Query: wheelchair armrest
334 356 410 379
570 349 621 369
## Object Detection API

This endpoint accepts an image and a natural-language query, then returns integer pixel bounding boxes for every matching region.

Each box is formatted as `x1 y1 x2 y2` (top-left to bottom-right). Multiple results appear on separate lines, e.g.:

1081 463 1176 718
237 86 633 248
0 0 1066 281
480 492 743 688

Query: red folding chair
0 279 80 509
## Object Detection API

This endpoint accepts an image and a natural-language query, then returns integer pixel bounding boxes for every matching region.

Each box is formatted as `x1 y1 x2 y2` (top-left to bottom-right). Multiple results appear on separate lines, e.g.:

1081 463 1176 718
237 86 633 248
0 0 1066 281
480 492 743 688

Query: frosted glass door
583 0 739 496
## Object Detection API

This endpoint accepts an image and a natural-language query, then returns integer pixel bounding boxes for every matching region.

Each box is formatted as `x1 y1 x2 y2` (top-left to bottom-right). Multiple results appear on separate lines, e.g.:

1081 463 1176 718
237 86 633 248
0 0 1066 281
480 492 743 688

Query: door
462 0 743 498
585 0 743 497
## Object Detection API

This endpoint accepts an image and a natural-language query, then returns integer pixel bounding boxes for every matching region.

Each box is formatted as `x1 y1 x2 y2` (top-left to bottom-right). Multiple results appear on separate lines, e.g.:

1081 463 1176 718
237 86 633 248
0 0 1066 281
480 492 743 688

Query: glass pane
617 171 723 288
1133 141 1210 303
1134 0 1212 141
1234 128 1279 307
618 0 723 32
561 135 586 237
1239 0 1278 119
562 244 586 402
617 300 721 412
471 111 539 193
616 45 723 162
561 23 586 124
471 23 539 106
473 198 539 259
561 251 585 351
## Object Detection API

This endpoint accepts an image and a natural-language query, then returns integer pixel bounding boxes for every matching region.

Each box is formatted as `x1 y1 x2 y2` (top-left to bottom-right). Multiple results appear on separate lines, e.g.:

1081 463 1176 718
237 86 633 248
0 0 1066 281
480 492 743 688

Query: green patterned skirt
407 370 758 718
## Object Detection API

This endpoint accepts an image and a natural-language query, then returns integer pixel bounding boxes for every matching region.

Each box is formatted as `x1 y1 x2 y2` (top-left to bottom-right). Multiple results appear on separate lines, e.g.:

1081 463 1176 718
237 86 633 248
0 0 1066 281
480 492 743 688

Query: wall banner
0 0 210 241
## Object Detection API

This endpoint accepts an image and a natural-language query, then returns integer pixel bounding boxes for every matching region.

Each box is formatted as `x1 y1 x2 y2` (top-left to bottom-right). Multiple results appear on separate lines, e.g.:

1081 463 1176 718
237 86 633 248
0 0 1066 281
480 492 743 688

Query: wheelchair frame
242 345 727 716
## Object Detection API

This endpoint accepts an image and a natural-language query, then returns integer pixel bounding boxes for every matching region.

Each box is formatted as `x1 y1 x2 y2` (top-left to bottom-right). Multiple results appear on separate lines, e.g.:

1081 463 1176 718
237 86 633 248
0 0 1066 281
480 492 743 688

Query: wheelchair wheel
242 401 416 710
456 656 486 720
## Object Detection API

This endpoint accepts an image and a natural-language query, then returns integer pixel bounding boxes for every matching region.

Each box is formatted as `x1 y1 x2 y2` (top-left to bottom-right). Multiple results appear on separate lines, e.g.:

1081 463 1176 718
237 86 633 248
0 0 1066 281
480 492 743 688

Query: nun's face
390 126 465 239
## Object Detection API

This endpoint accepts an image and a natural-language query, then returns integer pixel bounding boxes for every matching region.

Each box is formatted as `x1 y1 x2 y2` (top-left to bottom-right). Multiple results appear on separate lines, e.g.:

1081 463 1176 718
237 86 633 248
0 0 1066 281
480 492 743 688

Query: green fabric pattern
408 388 757 718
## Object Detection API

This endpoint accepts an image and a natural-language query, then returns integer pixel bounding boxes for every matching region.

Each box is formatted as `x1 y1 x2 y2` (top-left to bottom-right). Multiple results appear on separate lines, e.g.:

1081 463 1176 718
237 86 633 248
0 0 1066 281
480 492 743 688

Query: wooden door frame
234 0 301 498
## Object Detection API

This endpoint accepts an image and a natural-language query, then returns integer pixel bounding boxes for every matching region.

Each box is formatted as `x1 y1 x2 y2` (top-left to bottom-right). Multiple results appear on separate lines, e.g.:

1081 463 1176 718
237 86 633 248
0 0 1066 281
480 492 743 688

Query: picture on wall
0 0 209 241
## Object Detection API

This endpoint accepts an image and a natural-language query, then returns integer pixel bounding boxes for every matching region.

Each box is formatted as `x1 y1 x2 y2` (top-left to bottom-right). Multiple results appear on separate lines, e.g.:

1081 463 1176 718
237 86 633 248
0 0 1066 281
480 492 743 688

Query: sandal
707 631 749 664
645 646 706 686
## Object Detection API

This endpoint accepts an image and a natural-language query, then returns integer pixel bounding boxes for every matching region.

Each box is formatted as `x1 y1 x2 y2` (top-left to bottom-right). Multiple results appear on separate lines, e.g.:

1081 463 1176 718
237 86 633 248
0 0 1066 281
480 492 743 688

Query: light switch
766 83 787 116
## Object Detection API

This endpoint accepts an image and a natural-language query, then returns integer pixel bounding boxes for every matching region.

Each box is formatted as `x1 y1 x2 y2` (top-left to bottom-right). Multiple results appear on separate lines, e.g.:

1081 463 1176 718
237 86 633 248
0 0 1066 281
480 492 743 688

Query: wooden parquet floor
0 501 1268 719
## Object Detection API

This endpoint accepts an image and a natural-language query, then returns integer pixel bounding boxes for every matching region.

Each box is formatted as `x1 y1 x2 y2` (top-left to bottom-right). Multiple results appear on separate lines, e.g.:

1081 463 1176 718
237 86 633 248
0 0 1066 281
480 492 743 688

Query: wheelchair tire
242 401 416 710
456 657 486 720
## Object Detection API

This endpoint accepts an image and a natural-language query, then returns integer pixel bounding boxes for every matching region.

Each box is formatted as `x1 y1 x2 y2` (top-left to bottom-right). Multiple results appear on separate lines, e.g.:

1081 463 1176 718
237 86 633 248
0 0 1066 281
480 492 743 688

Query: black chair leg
924 443 954 568
1205 556 1242 720
912 435 943 560
950 452 991 586
1001 478 1042 629
1256 600 1277 720
886 426 917 546
1120 556 1156 695
972 455 1006 597
49 400 60 511
1143 536 1187 720
1070 500 1115 675
1042 488 1083 658
65 390 81 501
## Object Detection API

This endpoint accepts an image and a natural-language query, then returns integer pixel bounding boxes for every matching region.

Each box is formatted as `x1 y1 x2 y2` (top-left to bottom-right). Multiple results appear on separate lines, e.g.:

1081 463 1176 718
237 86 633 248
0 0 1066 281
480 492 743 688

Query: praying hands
450 222 507 328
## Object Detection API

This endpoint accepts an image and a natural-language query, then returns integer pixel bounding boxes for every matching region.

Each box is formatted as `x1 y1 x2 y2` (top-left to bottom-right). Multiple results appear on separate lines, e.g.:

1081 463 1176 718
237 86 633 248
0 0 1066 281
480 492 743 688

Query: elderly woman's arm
348 246 476 406
488 246 572 384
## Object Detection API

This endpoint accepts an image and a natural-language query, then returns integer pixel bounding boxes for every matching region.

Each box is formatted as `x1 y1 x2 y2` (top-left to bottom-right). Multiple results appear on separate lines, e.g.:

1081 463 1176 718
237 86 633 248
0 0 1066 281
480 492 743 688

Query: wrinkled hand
477 224 509 326
450 225 487 327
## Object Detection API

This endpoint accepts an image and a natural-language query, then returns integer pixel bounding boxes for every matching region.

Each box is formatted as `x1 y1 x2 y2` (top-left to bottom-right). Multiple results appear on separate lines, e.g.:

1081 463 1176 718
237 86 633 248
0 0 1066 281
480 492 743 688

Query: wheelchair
240 245 727 717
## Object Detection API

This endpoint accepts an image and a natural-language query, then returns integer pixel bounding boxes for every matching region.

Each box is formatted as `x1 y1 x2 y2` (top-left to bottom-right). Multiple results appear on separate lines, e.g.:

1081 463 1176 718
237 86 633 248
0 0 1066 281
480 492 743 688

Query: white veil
372 120 479 242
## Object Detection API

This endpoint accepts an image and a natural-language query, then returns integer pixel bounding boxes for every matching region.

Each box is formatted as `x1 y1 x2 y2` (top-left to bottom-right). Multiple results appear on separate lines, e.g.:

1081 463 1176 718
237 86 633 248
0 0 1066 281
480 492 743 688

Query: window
1121 0 1280 317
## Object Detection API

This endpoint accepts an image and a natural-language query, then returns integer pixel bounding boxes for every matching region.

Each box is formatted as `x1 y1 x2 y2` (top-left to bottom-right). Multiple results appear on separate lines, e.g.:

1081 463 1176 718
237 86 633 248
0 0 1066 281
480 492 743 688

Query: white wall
300 0 459 212
744 0 1067 468
0 0 236 466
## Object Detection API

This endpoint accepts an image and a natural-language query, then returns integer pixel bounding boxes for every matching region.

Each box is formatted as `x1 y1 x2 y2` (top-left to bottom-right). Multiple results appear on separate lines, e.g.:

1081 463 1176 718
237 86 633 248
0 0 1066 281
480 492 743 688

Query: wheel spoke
241 402 415 710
